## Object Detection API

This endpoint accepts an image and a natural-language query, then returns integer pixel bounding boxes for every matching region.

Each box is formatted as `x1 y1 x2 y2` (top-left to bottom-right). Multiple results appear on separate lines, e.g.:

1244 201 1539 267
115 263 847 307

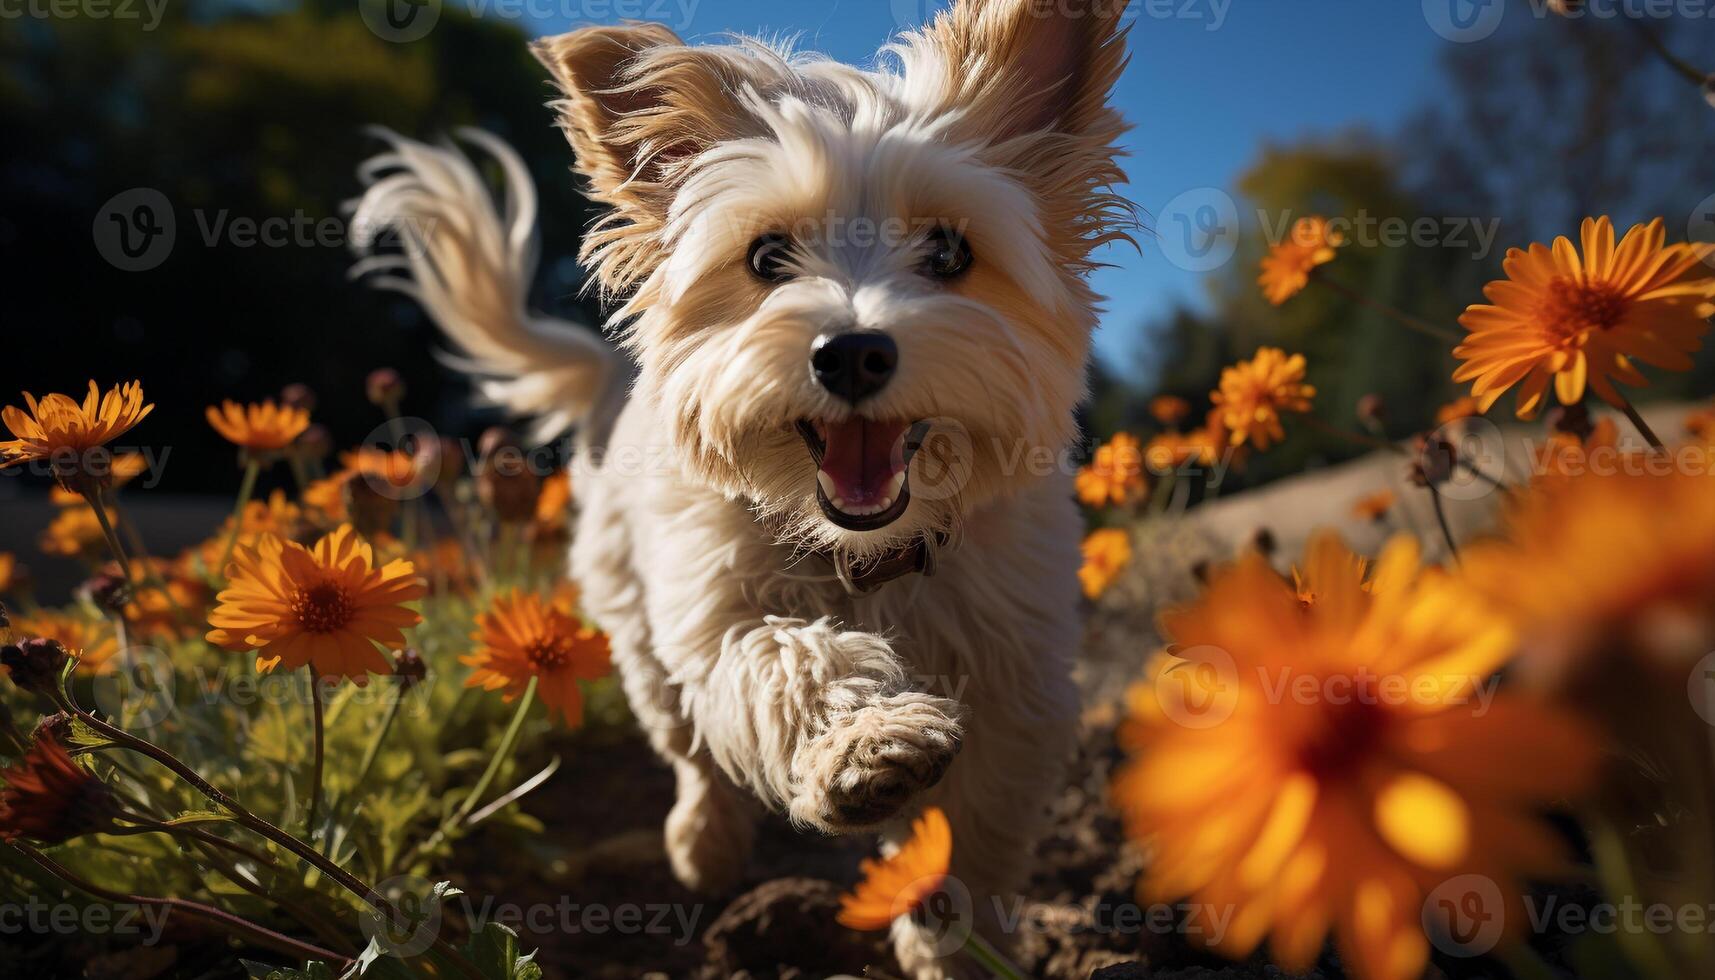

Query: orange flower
207 524 427 683
0 381 153 488
1434 396 1484 428
302 475 348 524
837 806 952 930
200 489 304 570
1114 534 1598 980
1350 489 1396 523
1076 433 1148 507
0 735 119 844
1258 216 1344 306
462 589 610 726
206 399 311 452
1464 465 1715 675
1150 395 1193 427
10 609 119 676
121 560 211 641
38 505 114 561
1145 410 1228 471
0 553 22 596
1211 348 1316 451
1454 217 1715 419
1079 528 1132 599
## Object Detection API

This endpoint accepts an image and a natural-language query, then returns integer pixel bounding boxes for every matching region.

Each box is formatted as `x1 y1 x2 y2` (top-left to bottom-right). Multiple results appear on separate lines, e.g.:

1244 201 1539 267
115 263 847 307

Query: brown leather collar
824 533 946 596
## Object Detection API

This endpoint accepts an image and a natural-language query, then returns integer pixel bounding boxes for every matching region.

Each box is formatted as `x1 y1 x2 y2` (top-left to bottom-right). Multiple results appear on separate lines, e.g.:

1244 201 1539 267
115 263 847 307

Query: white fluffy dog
351 1 1131 973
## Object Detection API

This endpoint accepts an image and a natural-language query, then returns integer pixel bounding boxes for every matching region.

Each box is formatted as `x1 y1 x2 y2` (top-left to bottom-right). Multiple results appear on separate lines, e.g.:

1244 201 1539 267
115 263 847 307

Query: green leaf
465 921 543 980
258 961 335 980
162 810 235 826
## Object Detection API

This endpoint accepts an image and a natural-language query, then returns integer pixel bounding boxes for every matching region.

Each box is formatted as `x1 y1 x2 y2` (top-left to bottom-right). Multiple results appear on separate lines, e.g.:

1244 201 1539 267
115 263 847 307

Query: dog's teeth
887 470 906 498
817 471 838 501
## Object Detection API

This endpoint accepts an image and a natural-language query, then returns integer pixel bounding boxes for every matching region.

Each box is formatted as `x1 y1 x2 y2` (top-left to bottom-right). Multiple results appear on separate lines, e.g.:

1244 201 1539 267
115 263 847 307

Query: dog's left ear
901 0 1132 257
910 0 1128 144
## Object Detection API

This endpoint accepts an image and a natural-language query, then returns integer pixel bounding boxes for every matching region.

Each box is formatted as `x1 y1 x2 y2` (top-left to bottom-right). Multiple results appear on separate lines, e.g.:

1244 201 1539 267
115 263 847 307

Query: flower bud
1356 394 1387 429
79 570 131 613
1545 402 1594 441
366 368 405 410
476 428 542 524
1 638 71 695
295 423 334 464
393 649 428 691
1409 435 1458 488
280 383 317 414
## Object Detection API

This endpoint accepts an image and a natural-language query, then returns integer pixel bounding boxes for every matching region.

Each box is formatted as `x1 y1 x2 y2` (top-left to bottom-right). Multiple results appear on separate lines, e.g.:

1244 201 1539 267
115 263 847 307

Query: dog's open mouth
796 419 926 531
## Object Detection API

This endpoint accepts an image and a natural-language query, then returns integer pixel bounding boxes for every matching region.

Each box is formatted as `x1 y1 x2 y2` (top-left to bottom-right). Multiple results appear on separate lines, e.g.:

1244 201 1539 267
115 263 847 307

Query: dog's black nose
810 332 897 404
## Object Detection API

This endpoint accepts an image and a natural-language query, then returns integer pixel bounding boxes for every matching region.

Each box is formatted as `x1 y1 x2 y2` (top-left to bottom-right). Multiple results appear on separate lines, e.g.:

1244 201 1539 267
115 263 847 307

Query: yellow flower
11 609 119 676
1076 433 1148 507
1211 348 1316 451
462 589 610 726
206 524 427 683
200 490 304 570
38 505 114 561
837 807 952 931
0 381 153 488
1145 410 1229 472
1258 216 1344 306
1434 396 1484 428
1464 466 1715 674
1150 395 1193 427
1453 217 1715 419
1350 489 1396 523
206 399 311 452
1114 533 1598 980
1079 528 1132 599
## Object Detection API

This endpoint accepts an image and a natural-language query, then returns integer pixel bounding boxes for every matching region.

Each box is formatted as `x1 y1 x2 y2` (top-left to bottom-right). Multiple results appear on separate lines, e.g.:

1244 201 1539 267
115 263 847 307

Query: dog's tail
349 127 615 443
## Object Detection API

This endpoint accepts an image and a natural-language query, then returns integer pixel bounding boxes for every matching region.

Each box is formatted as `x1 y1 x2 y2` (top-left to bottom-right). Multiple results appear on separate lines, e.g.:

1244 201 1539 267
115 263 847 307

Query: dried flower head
0 734 119 844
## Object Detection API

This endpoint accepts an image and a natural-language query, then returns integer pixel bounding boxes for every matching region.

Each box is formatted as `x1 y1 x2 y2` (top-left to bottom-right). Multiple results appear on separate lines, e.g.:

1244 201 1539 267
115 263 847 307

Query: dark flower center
1539 277 1628 340
292 582 353 634
524 637 571 671
1298 683 1392 781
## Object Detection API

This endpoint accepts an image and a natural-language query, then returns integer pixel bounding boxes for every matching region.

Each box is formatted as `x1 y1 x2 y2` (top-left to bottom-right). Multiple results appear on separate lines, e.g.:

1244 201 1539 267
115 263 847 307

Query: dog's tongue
819 418 912 508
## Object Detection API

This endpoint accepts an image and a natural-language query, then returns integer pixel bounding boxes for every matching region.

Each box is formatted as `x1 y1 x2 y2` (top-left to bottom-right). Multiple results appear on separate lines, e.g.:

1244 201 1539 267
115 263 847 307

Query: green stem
413 679 538 862
8 839 350 968
307 668 326 839
1613 393 1668 454
962 932 1028 980
217 458 263 575
1428 485 1462 566
1588 817 1680 978
81 487 134 584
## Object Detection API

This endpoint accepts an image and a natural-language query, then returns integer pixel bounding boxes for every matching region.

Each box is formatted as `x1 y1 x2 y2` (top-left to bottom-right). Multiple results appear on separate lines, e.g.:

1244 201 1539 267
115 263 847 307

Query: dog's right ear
534 26 759 288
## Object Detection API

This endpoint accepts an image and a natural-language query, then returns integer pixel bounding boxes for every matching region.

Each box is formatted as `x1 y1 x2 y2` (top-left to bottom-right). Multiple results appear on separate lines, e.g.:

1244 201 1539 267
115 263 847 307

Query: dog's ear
914 0 1128 144
534 26 760 286
900 0 1132 262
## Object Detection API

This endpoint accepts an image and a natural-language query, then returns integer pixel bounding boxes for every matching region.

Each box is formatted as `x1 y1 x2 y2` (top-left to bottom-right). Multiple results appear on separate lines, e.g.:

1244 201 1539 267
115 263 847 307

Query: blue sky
520 0 1458 367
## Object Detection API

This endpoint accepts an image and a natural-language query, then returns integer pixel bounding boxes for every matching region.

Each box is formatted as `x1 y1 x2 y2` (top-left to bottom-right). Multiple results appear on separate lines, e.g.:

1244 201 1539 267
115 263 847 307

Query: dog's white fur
351 3 1131 974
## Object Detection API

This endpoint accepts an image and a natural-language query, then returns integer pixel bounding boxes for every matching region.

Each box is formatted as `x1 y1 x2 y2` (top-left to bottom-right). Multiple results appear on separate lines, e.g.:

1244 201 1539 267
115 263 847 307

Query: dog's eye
921 227 973 280
747 234 796 283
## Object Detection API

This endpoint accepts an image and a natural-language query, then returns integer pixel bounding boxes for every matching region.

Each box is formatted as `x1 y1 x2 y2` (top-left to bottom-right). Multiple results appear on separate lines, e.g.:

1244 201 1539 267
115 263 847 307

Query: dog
350 1 1132 974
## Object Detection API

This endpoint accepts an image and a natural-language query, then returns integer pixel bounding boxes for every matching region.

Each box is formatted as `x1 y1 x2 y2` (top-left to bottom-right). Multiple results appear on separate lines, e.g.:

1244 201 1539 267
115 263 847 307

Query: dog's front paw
790 692 963 833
